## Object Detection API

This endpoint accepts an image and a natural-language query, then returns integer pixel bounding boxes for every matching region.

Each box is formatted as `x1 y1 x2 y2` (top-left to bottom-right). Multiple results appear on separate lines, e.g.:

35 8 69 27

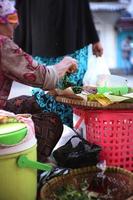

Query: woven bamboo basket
56 96 133 110
40 166 133 200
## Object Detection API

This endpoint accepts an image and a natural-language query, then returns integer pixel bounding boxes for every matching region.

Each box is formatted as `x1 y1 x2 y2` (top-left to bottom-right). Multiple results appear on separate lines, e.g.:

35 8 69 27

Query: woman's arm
1 37 77 90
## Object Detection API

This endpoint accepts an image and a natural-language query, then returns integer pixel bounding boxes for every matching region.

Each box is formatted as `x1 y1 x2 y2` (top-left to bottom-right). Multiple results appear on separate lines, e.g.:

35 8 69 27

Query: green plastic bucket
0 124 52 200
0 145 37 200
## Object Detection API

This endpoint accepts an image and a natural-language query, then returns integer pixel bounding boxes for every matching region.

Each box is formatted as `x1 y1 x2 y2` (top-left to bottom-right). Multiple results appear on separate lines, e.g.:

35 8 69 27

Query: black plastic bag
53 135 101 168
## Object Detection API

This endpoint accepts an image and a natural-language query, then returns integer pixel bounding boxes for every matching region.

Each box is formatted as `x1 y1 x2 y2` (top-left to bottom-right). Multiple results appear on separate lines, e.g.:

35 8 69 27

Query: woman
15 0 103 128
0 0 77 162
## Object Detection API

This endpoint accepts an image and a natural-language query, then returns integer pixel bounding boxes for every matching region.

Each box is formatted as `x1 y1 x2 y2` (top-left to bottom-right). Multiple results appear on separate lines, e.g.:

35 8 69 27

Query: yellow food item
0 116 18 124
87 94 112 106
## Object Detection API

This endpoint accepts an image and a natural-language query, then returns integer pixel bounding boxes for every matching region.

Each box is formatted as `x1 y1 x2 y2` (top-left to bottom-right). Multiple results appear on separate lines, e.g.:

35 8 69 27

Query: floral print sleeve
0 37 58 90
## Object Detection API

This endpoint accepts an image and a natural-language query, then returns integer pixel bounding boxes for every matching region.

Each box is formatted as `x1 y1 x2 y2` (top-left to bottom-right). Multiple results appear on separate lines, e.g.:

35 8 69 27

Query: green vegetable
53 180 99 200
72 86 82 94
128 87 133 93
54 185 90 200
60 74 75 90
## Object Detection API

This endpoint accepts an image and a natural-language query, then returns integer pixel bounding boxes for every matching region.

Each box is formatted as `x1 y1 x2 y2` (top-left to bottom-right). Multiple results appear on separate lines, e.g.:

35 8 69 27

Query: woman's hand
92 42 103 57
54 56 77 79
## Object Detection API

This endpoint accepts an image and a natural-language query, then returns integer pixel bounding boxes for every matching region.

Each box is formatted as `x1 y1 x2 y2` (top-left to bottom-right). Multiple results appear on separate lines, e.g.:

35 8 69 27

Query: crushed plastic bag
38 167 69 189
83 55 110 86
53 135 101 169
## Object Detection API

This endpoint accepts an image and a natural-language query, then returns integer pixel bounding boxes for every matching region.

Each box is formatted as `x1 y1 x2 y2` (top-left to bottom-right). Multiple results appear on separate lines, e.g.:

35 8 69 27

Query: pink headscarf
0 0 18 24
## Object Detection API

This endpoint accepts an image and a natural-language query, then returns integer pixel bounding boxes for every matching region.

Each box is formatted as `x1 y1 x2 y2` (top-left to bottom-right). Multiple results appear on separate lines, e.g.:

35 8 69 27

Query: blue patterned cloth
32 46 88 128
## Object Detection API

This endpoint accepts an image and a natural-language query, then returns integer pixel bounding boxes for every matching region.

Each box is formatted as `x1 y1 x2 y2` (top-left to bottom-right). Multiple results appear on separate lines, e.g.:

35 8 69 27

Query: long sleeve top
0 35 58 108
15 0 99 57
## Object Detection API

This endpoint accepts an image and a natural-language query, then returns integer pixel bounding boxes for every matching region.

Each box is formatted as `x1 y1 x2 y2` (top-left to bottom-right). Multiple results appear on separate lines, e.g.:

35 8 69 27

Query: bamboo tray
40 166 133 200
56 96 133 110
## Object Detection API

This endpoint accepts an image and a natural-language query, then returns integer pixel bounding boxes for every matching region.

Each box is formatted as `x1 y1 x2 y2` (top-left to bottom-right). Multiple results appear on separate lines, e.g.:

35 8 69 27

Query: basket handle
17 155 53 172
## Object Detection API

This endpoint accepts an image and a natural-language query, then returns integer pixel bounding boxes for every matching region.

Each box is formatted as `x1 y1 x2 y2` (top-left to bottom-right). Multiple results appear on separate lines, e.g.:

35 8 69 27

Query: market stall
55 93 133 172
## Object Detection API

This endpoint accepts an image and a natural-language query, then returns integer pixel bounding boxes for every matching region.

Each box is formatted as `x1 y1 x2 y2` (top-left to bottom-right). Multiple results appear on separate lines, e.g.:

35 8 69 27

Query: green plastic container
97 75 128 95
97 86 128 95
0 145 37 200
0 123 27 145
0 122 52 200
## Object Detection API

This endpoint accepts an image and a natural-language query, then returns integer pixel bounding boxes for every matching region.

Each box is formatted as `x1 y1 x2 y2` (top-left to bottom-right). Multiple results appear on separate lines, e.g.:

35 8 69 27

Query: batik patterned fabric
5 95 63 162
0 0 18 24
32 46 88 128
0 35 58 109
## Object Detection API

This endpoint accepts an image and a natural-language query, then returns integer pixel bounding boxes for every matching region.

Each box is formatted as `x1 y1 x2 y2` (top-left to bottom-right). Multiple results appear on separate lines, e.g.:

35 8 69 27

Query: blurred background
89 0 133 74
9 0 133 98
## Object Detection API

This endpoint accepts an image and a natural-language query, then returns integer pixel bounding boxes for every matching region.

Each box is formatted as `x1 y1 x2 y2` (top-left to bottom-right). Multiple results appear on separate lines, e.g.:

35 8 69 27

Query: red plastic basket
73 108 133 171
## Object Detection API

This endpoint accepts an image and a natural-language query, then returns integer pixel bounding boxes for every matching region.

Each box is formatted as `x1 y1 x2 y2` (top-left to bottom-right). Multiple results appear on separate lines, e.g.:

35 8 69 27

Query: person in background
121 35 133 75
0 0 77 163
15 0 103 128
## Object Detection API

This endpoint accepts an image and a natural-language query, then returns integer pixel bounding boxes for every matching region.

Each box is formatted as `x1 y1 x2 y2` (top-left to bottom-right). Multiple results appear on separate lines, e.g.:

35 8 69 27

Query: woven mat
56 96 133 110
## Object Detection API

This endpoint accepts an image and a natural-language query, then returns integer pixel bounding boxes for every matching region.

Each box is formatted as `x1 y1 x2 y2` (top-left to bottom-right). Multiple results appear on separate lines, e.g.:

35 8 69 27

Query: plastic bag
53 135 101 169
83 55 110 86
38 167 69 190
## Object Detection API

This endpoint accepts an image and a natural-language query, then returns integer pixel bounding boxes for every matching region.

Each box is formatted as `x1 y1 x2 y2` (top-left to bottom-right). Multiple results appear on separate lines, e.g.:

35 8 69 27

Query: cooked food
0 116 18 124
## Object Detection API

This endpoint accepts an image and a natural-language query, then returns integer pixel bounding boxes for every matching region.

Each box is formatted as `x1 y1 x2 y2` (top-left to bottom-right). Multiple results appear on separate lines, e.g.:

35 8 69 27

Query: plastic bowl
0 123 27 145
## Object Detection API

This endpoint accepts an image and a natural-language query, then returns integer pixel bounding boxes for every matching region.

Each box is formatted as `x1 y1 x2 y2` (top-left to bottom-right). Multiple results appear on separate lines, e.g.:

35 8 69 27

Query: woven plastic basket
73 108 133 171
56 97 133 171
40 166 133 200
